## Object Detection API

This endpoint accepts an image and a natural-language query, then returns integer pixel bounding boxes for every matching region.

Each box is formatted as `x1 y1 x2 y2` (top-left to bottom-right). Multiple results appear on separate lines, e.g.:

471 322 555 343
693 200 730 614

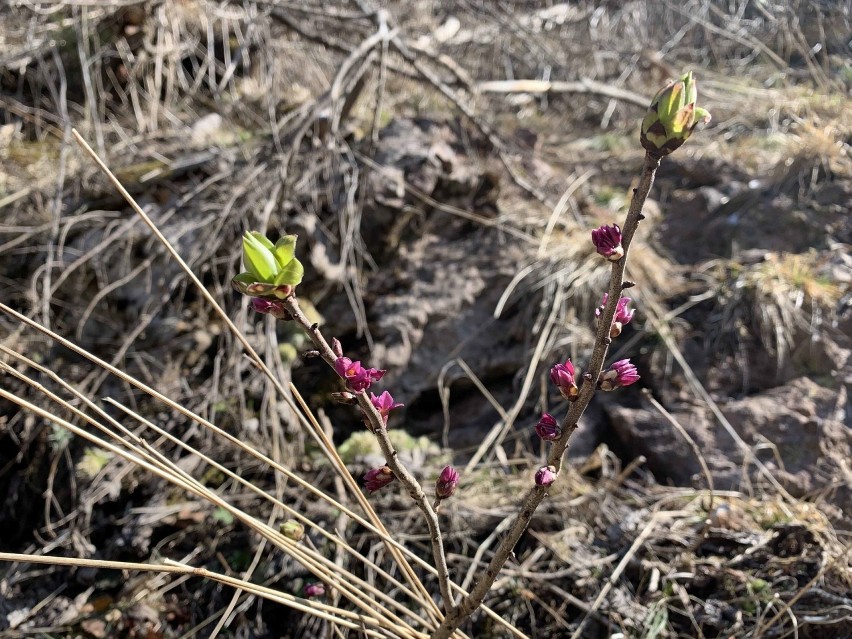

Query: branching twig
281 296 457 615
67 129 442 627
430 152 662 638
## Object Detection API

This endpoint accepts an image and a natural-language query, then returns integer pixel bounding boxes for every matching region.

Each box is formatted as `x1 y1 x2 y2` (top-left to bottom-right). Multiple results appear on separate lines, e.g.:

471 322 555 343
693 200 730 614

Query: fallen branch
477 79 649 109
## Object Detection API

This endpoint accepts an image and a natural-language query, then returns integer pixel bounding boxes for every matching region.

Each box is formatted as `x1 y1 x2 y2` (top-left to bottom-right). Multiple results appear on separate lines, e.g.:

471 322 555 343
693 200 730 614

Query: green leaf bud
242 231 278 282
233 231 304 299
640 71 711 157
280 519 306 542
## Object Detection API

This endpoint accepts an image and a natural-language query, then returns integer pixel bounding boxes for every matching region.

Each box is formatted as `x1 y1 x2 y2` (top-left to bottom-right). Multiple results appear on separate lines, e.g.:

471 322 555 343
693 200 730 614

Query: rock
608 377 851 521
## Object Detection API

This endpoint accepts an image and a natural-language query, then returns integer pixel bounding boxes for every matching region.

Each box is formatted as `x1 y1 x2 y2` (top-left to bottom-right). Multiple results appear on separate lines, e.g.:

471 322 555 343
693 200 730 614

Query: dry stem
431 152 662 638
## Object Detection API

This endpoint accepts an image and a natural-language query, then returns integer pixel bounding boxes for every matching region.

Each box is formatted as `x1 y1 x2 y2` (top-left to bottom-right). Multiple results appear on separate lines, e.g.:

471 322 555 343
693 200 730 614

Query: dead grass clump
699 248 846 393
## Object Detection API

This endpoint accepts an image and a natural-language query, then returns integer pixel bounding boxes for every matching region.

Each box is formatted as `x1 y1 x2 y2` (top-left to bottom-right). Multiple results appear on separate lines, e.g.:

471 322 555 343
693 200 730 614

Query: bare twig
431 152 662 638
477 79 650 109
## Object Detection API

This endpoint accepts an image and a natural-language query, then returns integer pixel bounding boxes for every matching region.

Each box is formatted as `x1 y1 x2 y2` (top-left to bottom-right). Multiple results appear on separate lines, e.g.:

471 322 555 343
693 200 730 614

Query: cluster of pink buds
331 342 412 495
334 357 386 393
596 294 635 338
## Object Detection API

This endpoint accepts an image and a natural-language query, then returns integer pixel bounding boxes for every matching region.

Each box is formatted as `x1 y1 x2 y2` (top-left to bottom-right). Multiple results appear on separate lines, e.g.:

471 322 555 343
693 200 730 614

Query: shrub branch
281 295 457 614
430 152 661 638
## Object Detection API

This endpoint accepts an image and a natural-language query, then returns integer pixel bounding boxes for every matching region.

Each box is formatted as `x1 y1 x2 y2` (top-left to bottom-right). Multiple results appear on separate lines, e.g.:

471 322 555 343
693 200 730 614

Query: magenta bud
363 466 395 493
369 390 404 426
303 582 325 598
535 465 557 487
591 224 624 262
599 359 640 391
534 413 561 441
596 294 635 338
435 466 460 500
250 297 292 320
331 338 344 359
550 359 579 401
334 357 386 393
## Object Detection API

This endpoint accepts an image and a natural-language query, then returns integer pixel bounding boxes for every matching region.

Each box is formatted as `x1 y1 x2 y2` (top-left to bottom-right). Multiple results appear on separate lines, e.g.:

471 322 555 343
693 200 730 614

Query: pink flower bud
535 465 557 487
591 224 624 261
303 582 325 598
369 390 404 426
550 359 579 401
596 294 635 338
534 413 561 441
435 466 460 500
363 466 395 493
250 297 292 320
334 357 386 393
599 359 640 391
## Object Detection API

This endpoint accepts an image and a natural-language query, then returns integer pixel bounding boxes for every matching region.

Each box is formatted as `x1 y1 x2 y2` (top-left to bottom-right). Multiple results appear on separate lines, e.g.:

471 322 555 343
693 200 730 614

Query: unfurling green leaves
242 231 278 282
640 71 711 157
232 231 304 299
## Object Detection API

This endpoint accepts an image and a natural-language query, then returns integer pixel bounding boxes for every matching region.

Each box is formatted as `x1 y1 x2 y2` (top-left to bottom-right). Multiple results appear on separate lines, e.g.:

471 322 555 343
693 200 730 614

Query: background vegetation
1 1 850 637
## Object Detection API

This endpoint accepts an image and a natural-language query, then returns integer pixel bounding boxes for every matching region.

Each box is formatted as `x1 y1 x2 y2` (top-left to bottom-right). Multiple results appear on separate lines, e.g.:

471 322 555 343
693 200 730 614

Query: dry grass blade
0 356 427 637
0 552 408 639
640 294 795 502
0 300 525 637
464 282 566 472
99 398 432 624
643 389 715 513
569 510 691 639
68 128 440 621
0 315 436 623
